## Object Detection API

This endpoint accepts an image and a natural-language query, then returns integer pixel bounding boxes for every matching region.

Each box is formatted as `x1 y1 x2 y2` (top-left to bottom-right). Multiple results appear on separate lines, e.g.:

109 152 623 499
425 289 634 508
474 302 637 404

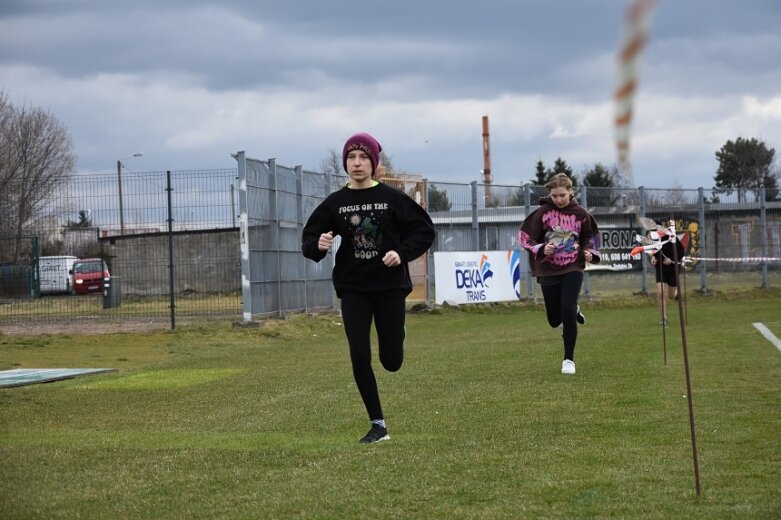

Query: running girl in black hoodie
302 132 435 443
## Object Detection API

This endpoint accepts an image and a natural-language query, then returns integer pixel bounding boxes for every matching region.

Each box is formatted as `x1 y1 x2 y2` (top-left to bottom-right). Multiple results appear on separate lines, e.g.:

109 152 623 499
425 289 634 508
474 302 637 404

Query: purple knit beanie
342 132 382 175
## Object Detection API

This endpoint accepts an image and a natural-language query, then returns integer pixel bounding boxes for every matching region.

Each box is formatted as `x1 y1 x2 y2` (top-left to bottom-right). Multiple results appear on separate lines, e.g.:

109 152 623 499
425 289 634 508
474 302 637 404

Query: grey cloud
1 0 626 97
1 0 779 190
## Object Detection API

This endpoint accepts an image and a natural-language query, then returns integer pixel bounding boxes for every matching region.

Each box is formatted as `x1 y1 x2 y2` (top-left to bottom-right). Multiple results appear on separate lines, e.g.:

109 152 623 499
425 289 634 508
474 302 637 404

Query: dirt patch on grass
0 318 173 336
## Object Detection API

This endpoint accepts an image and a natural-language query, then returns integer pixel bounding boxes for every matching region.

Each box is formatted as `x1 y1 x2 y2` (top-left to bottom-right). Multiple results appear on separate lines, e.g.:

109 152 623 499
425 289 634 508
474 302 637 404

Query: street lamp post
116 153 143 234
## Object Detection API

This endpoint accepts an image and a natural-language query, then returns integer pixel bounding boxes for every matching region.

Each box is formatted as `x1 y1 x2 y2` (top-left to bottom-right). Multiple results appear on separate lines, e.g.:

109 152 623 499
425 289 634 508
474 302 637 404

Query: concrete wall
101 228 240 296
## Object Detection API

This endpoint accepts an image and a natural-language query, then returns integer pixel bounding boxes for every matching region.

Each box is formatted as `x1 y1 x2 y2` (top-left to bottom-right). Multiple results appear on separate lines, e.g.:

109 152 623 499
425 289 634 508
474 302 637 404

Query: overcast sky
2 0 780 189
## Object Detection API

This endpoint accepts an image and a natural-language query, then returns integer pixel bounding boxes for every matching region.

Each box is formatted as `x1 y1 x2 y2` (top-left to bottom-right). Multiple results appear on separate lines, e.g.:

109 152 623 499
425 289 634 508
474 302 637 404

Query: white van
39 256 78 295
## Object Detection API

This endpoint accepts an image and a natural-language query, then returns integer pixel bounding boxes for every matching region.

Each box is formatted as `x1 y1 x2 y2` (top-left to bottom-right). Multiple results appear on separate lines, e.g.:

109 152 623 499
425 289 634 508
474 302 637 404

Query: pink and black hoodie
518 196 601 278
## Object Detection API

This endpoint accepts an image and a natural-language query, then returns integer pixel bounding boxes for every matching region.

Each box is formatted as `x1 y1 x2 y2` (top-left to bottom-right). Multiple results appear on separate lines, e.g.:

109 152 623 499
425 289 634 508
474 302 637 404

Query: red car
70 258 110 295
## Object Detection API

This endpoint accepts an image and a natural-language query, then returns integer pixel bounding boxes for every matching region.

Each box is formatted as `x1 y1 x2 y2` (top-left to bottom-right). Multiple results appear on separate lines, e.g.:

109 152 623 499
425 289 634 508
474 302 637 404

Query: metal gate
0 236 40 300
235 152 336 320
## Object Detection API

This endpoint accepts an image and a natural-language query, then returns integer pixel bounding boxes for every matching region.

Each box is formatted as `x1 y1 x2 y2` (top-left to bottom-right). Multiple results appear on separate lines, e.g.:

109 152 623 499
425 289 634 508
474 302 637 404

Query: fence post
698 188 707 293
524 184 534 299
237 151 252 322
639 186 648 295
760 185 769 288
581 185 591 298
268 158 282 317
471 181 479 251
166 170 176 330
230 183 237 228
424 178 432 306
295 165 307 311
32 236 41 298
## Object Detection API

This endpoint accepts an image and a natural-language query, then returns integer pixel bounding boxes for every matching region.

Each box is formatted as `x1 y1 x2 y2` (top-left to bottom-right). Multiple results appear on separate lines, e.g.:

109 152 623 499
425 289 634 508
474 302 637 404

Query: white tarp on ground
0 368 116 388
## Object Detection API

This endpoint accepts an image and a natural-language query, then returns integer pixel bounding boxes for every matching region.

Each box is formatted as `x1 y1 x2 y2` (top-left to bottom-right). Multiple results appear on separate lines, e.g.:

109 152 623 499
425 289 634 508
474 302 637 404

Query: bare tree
319 148 341 175
0 92 14 231
0 94 76 262
665 181 687 206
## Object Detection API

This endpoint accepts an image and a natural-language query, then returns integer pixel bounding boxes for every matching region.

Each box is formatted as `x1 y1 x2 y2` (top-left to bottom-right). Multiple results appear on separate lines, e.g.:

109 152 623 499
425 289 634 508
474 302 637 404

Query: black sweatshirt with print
301 182 435 297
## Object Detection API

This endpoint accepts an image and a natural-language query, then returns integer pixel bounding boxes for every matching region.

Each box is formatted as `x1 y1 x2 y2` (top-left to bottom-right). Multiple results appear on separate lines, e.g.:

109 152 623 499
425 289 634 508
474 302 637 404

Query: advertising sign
435 231 643 305
434 250 524 305
588 228 643 272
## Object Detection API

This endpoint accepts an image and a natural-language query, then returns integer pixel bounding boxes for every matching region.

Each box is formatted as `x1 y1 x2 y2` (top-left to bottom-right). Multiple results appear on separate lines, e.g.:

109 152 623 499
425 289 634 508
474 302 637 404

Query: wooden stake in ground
660 285 667 365
671 219 702 496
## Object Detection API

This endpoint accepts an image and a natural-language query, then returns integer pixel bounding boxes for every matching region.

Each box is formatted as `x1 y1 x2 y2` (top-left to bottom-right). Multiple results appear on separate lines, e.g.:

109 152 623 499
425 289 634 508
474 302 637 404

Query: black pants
340 291 406 421
539 271 583 362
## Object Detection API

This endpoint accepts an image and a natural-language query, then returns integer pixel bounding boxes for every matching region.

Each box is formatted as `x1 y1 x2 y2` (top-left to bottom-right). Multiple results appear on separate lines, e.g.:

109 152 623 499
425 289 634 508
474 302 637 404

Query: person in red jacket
518 173 601 375
301 132 435 444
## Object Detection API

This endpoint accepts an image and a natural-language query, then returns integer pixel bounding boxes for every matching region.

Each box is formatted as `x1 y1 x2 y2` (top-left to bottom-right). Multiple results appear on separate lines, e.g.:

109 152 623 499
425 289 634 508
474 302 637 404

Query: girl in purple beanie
301 132 435 444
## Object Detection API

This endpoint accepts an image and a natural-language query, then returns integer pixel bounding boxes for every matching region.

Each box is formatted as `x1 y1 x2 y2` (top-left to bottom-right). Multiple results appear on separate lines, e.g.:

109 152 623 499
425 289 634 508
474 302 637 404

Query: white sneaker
561 359 576 375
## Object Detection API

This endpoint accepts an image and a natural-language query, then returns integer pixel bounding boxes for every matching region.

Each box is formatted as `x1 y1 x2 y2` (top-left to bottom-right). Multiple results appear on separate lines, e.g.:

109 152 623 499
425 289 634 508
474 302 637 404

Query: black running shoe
359 424 390 444
576 306 586 325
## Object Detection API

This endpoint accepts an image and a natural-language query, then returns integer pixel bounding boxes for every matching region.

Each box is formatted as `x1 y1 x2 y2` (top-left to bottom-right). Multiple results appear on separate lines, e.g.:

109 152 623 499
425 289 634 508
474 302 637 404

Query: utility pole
116 160 125 235
116 153 143 235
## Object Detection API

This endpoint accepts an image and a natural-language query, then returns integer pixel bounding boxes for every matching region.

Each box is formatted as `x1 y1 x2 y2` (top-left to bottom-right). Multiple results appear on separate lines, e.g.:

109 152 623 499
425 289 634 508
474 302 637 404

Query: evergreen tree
551 157 573 177
582 163 615 187
534 160 547 185
427 184 451 211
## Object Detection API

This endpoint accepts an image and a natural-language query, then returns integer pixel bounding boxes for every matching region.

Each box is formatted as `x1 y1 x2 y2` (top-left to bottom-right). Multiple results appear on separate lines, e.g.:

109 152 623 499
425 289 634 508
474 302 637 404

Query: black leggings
340 291 406 421
540 271 583 362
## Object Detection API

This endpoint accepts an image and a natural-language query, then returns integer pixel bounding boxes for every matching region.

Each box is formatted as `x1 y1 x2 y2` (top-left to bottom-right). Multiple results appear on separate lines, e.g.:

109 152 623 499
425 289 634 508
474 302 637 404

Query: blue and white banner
434 250 523 305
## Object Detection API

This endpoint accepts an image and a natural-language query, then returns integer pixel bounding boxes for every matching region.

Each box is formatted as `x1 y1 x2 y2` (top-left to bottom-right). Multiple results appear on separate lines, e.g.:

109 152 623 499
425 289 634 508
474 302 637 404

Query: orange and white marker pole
615 0 656 185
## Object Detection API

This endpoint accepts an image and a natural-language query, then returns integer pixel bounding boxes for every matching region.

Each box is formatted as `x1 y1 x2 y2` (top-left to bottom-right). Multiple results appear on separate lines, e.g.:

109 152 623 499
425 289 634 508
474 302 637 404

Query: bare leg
656 281 667 322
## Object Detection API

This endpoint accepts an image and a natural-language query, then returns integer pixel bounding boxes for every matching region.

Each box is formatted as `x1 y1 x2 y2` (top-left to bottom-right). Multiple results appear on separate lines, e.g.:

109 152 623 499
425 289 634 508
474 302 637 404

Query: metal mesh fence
2 163 779 322
1 169 241 321
238 157 315 318
424 181 780 302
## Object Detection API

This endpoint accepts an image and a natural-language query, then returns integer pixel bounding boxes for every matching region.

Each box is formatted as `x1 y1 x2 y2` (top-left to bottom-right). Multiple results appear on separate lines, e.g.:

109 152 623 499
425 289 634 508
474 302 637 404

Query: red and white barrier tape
683 256 781 263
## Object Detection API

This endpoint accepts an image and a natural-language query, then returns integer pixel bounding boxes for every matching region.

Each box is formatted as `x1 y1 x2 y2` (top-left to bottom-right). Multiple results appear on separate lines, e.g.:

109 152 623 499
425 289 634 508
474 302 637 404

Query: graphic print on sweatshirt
338 203 389 260
542 209 582 267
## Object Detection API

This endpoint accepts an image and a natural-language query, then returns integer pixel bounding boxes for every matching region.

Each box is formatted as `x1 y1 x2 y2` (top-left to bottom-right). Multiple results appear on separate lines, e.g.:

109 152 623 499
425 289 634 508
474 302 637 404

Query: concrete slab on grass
0 368 117 388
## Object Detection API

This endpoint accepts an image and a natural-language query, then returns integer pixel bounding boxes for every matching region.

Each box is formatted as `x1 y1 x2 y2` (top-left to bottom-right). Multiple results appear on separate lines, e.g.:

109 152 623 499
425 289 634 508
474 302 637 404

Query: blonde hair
545 173 573 191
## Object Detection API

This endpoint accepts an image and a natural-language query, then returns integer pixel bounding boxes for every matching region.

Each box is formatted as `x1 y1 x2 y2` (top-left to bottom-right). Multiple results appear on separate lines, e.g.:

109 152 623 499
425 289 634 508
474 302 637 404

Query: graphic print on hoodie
541 209 582 267
518 195 601 278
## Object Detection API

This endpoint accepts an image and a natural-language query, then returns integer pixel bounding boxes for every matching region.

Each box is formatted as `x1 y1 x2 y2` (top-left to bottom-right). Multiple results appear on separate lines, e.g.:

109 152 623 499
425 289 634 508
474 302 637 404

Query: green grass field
1 290 780 519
